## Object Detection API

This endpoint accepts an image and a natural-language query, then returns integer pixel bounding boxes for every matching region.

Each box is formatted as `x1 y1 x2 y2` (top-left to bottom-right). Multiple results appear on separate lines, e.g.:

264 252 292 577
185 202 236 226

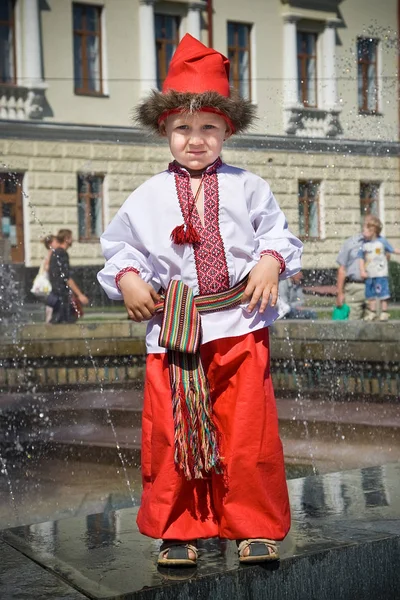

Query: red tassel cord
184 223 200 244
170 224 187 245
170 223 201 245
171 177 203 246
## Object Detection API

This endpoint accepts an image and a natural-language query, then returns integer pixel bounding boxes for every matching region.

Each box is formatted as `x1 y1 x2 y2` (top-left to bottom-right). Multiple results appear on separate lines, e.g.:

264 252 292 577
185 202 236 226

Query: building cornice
0 120 399 157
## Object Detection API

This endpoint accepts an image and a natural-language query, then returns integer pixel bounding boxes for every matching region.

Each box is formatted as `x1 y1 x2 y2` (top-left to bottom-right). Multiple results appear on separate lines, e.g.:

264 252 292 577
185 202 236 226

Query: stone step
0 406 143 431
0 388 144 411
283 437 399 473
1 392 399 457
277 398 400 444
277 398 400 429
2 391 399 427
39 423 142 450
0 388 144 432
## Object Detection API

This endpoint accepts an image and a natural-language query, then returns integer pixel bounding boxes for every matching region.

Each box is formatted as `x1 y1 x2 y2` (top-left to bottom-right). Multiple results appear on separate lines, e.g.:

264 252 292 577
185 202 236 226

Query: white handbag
30 263 52 298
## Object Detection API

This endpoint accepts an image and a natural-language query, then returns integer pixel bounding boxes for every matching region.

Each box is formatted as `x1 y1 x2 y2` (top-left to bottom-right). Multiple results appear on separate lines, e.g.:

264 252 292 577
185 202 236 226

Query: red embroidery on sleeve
115 267 140 291
260 250 286 275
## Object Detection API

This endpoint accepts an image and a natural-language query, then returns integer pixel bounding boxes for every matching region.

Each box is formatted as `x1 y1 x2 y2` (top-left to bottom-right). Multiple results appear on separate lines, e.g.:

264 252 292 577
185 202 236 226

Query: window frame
360 181 380 220
0 172 24 263
77 173 104 242
357 37 379 115
227 21 252 101
73 3 104 96
155 13 180 91
0 0 17 85
298 180 321 241
297 31 318 108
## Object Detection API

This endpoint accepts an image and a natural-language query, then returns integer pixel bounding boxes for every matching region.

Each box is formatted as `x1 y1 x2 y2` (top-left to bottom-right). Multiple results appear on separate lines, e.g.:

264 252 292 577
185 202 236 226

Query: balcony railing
0 84 46 120
285 106 342 138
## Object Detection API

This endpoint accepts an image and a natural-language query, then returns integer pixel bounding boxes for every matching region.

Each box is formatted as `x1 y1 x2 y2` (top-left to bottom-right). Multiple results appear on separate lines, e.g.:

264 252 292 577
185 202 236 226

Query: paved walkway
1 463 399 599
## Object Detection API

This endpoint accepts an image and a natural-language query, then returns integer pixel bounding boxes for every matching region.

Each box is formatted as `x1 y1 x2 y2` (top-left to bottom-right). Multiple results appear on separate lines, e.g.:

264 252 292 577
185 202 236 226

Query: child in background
43 234 59 323
359 215 400 321
98 35 302 567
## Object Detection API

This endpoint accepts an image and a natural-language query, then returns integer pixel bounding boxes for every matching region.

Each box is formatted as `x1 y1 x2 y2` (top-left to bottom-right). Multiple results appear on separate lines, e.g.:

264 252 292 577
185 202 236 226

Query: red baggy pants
136 328 291 541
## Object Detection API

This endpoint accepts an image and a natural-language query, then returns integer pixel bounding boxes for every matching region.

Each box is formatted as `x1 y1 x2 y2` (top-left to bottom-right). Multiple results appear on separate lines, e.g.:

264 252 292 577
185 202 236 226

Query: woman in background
42 234 59 323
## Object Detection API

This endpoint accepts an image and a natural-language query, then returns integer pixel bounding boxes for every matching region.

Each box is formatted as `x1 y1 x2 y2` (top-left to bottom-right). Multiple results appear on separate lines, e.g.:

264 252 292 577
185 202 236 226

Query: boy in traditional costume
98 34 302 567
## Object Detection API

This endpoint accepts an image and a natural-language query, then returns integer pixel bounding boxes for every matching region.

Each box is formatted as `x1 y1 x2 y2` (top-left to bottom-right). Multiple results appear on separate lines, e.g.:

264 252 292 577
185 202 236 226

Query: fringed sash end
169 350 221 480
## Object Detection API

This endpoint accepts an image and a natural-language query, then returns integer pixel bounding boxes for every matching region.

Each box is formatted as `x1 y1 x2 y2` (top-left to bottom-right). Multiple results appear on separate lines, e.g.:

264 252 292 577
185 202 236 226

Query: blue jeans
365 277 390 300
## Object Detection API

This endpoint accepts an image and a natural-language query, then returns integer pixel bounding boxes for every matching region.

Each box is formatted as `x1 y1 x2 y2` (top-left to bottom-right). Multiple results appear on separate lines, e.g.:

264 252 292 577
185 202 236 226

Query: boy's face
162 111 231 171
362 224 375 240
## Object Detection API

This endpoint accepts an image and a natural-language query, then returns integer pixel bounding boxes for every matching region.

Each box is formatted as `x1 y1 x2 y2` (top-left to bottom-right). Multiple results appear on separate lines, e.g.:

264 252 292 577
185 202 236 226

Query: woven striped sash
155 278 247 480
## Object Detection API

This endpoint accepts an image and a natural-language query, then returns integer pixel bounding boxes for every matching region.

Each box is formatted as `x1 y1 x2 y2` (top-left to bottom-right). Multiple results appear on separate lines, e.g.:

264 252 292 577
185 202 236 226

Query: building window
155 14 180 90
0 0 16 84
73 3 103 95
298 181 320 239
360 182 380 220
297 32 317 107
0 173 24 263
227 22 251 100
357 38 378 114
77 174 103 241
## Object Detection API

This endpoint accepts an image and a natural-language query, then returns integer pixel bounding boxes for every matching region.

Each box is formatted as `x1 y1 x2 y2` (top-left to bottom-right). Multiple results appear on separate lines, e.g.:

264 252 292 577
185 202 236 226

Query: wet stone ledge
0 321 399 398
0 539 87 599
1 463 399 599
0 320 398 360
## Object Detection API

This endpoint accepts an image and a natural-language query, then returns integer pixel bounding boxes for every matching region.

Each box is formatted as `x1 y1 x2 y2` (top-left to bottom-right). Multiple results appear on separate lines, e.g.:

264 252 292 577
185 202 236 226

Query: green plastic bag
332 304 350 320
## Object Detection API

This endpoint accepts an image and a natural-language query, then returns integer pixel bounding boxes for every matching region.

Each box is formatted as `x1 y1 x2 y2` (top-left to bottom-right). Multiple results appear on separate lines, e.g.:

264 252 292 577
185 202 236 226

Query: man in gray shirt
336 233 365 320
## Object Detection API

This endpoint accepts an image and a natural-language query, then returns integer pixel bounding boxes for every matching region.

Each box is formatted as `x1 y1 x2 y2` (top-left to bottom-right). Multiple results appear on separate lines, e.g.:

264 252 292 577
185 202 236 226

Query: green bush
389 260 400 301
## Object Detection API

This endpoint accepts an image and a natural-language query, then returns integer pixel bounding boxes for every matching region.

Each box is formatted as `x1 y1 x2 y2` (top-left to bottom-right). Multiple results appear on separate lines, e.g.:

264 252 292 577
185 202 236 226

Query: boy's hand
118 272 160 322
360 270 368 280
242 255 280 313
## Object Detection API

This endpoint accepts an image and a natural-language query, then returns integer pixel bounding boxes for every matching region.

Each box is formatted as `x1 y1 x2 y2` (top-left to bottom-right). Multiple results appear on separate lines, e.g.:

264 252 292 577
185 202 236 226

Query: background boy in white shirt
359 215 400 321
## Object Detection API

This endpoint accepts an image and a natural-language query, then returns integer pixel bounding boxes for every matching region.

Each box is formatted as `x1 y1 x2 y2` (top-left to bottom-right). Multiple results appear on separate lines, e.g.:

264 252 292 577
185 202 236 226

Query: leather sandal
157 541 198 567
237 538 279 564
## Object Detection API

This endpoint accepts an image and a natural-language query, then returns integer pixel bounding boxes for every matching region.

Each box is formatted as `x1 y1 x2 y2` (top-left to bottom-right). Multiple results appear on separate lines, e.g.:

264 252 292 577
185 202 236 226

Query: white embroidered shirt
98 160 303 353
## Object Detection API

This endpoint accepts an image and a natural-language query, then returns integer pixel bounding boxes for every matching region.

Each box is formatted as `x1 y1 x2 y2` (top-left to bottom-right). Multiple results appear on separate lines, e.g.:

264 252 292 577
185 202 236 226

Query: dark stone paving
0 539 87 599
0 462 399 599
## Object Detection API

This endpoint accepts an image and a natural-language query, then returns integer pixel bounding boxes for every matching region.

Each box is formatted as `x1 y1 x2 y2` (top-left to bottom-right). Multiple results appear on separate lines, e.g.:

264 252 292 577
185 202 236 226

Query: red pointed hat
162 34 230 97
135 34 255 134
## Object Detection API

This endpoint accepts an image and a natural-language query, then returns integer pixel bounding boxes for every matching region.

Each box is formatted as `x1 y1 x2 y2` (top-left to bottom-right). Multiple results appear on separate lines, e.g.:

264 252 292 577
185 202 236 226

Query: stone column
322 22 337 110
23 0 43 87
282 15 299 107
22 0 46 118
187 2 202 40
139 0 157 95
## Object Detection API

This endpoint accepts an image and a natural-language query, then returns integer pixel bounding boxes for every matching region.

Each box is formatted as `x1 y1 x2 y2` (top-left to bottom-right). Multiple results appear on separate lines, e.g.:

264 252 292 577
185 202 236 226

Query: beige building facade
0 0 399 279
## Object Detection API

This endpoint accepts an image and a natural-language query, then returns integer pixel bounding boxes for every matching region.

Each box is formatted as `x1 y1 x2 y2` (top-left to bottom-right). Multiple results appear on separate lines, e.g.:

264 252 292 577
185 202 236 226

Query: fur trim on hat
134 89 256 134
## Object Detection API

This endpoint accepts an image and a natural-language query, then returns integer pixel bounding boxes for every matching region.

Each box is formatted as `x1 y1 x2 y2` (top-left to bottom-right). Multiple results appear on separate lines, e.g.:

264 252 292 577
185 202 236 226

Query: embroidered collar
168 157 223 177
